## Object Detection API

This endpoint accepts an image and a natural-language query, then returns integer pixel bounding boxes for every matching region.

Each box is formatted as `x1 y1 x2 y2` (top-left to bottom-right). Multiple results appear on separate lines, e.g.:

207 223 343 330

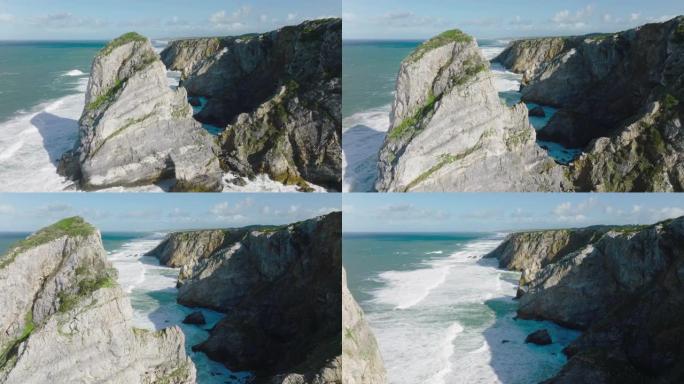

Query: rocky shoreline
486 217 684 382
377 16 684 192
146 212 342 383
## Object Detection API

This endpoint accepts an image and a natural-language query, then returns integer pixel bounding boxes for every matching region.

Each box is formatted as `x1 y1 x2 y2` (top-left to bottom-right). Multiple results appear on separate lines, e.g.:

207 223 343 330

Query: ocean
343 232 579 384
342 39 582 192
0 231 251 383
0 40 323 192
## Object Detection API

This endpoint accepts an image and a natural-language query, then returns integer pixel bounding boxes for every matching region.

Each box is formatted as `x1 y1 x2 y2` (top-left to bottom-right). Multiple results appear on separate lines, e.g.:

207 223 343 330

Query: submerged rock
502 217 684 382
528 105 546 117
342 268 387 384
59 32 222 191
0 217 195 383
495 17 684 191
154 213 342 382
183 311 206 325
162 19 342 191
375 29 568 192
525 329 552 345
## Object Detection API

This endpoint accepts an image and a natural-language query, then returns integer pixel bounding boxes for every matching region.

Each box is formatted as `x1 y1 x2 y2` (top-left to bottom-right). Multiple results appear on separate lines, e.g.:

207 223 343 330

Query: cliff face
375 30 568 192
162 19 342 191
342 268 387 384
59 33 222 192
146 229 229 268
150 213 342 382
497 218 684 383
495 17 684 191
0 217 195 383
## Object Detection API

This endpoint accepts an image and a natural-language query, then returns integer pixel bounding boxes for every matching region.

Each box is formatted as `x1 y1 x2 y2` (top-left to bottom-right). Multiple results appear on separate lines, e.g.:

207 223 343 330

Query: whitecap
62 69 86 77
342 105 391 192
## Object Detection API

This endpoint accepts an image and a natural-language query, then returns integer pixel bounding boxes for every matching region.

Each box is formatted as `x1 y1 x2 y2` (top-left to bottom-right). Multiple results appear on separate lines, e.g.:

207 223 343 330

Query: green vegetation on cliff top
99 32 147 56
1 217 95 269
408 29 473 63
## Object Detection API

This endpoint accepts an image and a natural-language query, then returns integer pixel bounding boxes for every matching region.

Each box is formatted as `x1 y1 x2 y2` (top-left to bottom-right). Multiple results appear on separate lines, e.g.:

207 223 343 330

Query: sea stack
162 19 342 191
58 32 222 191
375 29 567 192
0 217 195 383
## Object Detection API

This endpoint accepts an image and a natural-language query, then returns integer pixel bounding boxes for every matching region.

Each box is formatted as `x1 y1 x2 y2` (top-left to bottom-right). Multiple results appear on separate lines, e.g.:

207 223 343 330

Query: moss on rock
408 29 473 63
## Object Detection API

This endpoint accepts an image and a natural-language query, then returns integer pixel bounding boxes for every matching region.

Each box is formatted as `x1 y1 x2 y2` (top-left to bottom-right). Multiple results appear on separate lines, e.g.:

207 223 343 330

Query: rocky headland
375 29 568 192
495 16 684 191
342 268 387 384
378 17 684 192
147 212 342 383
162 18 342 191
486 217 684 382
58 33 223 191
0 217 195 383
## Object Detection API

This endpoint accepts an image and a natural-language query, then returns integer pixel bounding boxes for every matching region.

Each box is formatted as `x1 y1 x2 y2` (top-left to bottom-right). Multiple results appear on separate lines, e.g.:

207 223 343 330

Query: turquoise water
343 232 579 384
0 41 103 124
0 232 30 255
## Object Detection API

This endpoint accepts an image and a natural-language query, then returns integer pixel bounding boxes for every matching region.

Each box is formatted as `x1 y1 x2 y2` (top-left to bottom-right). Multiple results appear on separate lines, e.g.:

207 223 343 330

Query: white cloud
552 5 594 29
553 202 572 216
210 6 251 30
31 13 107 29
603 14 613 23
648 207 684 222
630 13 641 21
647 14 676 23
287 13 297 21
375 203 450 221
260 14 268 22
0 12 14 22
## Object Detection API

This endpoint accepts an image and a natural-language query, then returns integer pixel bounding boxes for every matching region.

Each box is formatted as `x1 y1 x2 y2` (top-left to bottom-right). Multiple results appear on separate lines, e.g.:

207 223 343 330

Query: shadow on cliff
479 297 580 383
30 112 79 166
342 124 386 192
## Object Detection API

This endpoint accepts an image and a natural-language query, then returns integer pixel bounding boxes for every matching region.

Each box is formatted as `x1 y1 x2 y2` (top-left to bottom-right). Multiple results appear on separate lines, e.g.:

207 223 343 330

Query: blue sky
343 0 684 39
0 194 340 232
343 193 684 233
0 0 340 40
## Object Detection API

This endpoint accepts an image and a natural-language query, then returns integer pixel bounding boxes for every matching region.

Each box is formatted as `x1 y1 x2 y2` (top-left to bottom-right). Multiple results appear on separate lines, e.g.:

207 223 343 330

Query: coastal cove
342 39 581 192
343 232 579 384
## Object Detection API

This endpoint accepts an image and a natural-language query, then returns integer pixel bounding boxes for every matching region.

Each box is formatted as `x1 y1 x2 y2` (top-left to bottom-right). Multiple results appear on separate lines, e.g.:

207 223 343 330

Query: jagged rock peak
375 28 568 192
0 217 195 383
58 32 222 192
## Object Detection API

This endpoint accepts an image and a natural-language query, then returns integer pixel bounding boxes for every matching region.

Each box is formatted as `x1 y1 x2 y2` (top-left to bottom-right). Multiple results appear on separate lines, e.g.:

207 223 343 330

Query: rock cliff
494 218 684 382
161 19 342 191
150 213 342 383
59 32 222 191
342 268 387 384
495 17 684 191
375 29 568 192
0 217 195 383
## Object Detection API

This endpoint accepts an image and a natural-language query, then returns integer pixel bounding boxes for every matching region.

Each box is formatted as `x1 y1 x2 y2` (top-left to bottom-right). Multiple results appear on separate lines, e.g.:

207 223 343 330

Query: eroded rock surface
498 218 684 383
0 217 195 383
495 17 684 191
59 33 222 191
150 213 342 382
162 19 342 191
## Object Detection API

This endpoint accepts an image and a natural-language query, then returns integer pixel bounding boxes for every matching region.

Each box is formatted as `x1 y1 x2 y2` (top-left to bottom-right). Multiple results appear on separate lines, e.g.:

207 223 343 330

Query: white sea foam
0 78 88 191
342 105 391 192
221 171 328 193
426 250 443 255
62 69 87 77
365 236 580 384
108 235 252 384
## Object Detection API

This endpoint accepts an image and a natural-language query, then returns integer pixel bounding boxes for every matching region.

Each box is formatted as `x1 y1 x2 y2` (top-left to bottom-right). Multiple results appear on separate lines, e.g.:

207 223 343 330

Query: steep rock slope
150 213 342 383
342 268 386 384
0 217 195 383
59 33 222 191
494 218 684 383
495 17 684 191
161 19 342 191
375 30 568 192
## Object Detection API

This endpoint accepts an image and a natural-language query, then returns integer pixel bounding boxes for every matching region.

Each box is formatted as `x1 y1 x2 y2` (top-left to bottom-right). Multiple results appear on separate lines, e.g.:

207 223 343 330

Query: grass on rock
99 32 147 56
408 29 473 63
